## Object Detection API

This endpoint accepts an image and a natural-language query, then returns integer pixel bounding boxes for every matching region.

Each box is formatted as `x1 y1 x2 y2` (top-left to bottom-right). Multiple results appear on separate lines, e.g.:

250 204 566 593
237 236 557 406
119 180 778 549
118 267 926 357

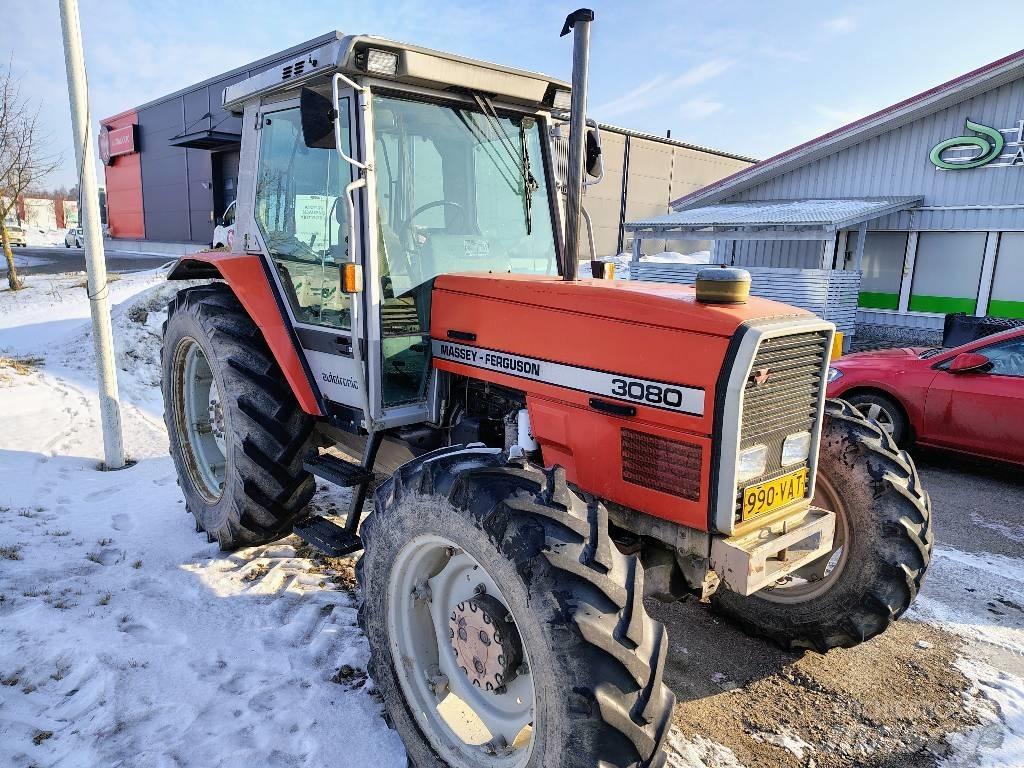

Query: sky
5 0 1024 189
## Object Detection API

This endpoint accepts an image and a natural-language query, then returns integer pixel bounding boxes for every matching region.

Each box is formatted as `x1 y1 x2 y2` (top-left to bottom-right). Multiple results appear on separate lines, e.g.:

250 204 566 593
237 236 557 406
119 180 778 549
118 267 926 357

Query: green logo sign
929 119 1005 169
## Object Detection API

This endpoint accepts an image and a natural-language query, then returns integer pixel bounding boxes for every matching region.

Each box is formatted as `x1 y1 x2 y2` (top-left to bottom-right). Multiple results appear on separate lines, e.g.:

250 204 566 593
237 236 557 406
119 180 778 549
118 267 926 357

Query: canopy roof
626 196 923 241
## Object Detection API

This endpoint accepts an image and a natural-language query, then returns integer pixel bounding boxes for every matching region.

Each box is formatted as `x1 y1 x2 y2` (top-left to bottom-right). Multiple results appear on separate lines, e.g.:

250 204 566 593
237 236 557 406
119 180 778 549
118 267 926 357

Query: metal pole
560 8 594 281
58 0 126 470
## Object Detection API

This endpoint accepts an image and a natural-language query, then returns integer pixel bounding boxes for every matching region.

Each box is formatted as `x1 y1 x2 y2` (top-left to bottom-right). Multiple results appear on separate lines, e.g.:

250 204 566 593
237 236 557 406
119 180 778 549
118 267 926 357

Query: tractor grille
735 331 828 515
622 429 702 501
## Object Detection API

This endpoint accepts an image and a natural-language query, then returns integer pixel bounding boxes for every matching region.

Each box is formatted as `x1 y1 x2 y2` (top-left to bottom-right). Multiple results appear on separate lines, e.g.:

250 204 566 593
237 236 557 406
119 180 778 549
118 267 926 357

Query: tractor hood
433 273 812 338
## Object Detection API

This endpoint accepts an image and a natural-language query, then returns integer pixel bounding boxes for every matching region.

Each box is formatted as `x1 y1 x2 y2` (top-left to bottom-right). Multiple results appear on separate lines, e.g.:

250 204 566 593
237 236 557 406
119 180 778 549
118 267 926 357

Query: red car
826 327 1024 466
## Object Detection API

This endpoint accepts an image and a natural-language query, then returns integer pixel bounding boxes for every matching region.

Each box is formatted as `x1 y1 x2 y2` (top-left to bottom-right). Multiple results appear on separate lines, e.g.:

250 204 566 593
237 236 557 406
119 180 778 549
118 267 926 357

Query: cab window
254 104 352 329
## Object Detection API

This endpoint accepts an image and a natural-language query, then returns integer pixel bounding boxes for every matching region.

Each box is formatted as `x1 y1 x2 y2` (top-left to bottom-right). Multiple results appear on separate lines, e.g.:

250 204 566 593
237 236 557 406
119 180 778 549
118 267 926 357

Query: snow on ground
0 274 405 767
25 229 67 248
2 272 1024 767
909 548 1024 767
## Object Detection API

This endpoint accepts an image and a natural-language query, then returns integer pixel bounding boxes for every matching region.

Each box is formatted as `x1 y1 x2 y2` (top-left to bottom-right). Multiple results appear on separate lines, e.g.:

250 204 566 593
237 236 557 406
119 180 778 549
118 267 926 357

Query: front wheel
358 448 674 767
712 398 933 652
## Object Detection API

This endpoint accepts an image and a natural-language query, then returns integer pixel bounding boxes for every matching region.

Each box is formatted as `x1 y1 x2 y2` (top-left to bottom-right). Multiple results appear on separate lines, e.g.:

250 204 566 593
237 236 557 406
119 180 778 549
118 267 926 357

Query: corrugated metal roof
628 196 923 231
671 47 1024 210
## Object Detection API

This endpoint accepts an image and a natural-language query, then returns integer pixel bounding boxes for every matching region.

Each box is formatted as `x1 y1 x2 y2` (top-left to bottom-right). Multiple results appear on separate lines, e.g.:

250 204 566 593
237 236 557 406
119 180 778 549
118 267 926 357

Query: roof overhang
627 196 924 241
671 47 1024 210
168 130 242 151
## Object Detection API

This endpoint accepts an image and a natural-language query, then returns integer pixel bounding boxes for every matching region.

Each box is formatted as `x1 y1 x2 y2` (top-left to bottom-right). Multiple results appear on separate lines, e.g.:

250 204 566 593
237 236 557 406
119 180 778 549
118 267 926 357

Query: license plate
741 468 808 521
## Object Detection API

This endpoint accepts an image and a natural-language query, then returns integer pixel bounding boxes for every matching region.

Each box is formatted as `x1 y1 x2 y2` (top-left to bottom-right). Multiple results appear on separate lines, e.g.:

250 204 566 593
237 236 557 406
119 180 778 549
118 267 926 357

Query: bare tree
1 61 60 291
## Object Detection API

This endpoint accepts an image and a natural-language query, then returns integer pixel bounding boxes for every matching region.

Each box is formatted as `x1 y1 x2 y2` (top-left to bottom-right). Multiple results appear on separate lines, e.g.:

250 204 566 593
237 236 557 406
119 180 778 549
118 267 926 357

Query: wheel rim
855 401 895 435
387 534 536 767
757 472 851 604
172 337 226 503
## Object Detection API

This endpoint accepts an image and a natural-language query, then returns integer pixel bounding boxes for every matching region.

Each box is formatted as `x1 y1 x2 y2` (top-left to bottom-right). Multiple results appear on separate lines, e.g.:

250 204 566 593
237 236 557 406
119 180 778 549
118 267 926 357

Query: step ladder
293 432 382 557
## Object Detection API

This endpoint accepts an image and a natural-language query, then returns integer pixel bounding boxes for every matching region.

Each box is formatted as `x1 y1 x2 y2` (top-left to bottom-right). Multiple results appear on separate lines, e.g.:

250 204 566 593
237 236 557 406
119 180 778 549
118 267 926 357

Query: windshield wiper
471 92 539 234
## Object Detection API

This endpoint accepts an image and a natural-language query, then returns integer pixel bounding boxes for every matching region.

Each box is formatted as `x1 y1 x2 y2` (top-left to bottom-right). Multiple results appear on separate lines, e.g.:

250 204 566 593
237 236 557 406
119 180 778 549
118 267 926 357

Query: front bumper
710 505 836 596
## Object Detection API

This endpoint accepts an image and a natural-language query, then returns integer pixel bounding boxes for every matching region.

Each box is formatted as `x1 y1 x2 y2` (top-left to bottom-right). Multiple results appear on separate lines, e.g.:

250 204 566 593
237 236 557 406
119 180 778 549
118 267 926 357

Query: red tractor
161 12 932 767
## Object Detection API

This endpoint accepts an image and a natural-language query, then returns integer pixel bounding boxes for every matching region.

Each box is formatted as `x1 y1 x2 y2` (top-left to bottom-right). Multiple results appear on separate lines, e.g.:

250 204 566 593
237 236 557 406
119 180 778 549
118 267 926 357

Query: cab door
252 91 368 423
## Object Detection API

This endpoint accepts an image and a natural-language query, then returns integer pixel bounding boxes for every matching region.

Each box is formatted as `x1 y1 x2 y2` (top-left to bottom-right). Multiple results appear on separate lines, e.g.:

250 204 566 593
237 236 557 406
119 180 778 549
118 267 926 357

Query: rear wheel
358 448 674 767
711 398 932 652
161 283 317 549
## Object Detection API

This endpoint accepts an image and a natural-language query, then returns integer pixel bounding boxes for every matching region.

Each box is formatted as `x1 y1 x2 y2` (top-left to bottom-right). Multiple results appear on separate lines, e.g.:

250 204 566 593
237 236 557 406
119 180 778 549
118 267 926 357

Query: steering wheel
406 199 465 227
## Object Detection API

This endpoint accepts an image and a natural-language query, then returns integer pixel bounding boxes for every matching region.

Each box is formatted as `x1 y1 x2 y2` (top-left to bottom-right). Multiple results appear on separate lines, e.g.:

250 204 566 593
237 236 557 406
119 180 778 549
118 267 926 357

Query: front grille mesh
622 429 702 501
735 331 828 516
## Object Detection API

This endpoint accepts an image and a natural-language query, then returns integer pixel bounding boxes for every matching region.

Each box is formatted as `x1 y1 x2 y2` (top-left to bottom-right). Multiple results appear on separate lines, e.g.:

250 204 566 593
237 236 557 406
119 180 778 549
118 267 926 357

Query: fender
168 251 323 416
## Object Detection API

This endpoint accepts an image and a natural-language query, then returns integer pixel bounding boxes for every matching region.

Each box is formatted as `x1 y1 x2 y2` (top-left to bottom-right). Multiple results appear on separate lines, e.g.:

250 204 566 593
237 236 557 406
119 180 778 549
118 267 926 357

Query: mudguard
168 251 322 416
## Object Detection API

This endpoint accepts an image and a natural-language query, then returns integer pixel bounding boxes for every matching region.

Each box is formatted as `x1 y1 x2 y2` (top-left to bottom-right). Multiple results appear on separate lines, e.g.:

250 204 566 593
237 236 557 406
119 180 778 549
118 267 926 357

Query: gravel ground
651 449 1024 767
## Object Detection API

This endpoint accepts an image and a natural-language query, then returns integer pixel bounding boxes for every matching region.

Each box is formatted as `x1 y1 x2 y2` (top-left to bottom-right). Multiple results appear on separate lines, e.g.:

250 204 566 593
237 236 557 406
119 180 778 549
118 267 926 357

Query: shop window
909 232 986 314
989 233 1024 319
847 231 907 310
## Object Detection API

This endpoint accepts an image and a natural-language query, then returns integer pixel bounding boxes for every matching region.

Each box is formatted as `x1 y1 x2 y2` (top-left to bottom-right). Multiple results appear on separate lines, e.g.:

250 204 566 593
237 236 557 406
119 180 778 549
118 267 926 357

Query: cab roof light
365 48 400 77
552 88 572 111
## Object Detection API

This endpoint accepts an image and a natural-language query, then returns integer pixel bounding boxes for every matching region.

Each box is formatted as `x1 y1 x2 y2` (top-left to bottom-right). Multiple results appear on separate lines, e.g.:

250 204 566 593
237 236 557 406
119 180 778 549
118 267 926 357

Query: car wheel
65 241 71 248
844 392 908 445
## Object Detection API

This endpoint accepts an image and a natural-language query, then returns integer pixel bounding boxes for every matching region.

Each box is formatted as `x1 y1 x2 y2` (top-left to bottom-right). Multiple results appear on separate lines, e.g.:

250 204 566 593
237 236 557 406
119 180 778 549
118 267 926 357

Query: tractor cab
222 35 575 430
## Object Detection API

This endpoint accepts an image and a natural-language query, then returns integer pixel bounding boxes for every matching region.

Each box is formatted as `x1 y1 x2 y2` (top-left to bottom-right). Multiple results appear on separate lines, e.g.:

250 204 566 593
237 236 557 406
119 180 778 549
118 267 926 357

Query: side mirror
585 121 603 179
948 352 992 374
300 87 336 149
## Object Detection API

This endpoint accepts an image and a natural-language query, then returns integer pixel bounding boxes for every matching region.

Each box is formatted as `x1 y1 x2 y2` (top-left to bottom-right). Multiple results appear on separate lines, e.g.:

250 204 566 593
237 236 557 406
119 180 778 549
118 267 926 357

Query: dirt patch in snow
653 597 975 768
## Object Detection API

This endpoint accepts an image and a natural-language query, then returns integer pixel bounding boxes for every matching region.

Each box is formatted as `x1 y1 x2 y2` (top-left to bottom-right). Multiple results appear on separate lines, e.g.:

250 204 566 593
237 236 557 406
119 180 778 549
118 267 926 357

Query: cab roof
222 34 570 113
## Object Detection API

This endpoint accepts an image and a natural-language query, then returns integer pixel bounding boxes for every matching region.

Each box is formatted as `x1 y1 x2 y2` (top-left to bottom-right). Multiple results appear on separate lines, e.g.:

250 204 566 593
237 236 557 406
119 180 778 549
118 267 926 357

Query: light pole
58 0 126 470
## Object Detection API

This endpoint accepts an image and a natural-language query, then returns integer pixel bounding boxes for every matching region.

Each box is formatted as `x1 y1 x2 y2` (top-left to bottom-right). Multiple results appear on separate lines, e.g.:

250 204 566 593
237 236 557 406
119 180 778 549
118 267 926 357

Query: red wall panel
101 111 144 239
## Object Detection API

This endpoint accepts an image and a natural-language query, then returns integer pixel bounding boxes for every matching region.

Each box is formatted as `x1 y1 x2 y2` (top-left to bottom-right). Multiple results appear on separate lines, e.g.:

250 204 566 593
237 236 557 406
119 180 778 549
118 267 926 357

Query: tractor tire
357 447 675 768
844 391 908 446
161 283 316 549
711 398 933 652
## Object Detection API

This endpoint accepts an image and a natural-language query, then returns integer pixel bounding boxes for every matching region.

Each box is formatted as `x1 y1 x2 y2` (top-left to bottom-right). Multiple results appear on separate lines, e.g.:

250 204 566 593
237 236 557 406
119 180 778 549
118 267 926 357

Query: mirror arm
332 74 368 170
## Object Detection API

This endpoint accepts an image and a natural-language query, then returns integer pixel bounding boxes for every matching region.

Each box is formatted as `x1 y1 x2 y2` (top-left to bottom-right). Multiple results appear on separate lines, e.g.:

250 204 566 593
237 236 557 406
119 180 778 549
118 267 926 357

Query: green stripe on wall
987 299 1024 319
908 295 977 314
858 291 900 310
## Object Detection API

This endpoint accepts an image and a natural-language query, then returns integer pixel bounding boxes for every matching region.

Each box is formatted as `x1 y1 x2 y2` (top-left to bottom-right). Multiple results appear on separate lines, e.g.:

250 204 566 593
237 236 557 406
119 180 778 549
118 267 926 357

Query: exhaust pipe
560 8 594 281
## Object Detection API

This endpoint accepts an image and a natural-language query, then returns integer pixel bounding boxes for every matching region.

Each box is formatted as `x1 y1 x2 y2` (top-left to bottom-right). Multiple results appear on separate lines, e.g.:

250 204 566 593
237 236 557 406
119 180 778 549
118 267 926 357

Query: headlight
781 431 812 467
827 366 844 383
365 48 400 76
736 444 768 483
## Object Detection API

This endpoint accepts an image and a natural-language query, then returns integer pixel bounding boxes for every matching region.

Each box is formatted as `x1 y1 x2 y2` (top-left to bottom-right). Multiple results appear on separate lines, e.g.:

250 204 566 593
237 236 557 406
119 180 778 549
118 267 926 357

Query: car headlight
781 431 812 467
736 444 768 483
827 366 843 383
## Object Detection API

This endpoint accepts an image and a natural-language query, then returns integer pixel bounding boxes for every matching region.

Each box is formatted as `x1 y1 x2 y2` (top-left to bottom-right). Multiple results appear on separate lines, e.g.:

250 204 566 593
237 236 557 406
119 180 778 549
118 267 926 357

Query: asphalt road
2 245 173 276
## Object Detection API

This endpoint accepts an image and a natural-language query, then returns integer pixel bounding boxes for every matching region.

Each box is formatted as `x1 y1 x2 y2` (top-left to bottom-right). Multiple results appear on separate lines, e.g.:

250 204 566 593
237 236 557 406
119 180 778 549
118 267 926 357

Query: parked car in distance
212 200 236 249
64 227 83 248
5 224 27 247
827 327 1024 466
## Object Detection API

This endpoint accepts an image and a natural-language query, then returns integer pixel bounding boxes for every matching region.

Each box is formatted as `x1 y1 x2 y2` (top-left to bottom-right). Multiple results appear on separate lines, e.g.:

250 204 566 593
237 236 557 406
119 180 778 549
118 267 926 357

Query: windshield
371 93 558 407
373 94 557 296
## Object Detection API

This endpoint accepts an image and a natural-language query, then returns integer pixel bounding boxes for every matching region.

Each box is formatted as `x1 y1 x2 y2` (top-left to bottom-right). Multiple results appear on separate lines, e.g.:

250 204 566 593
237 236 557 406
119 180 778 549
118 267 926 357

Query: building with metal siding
665 48 1024 331
101 32 344 244
101 32 753 251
